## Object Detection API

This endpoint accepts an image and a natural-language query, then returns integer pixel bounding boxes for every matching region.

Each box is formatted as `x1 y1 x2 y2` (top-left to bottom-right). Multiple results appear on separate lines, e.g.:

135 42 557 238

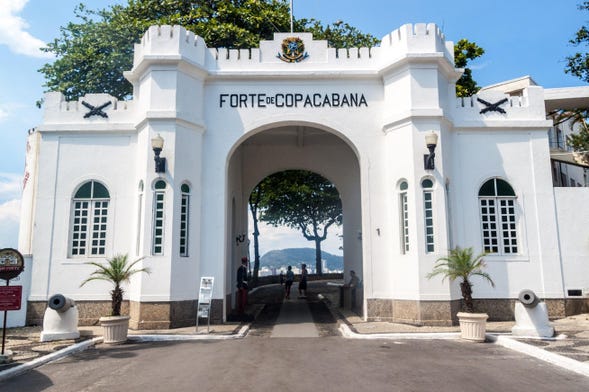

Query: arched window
70 180 109 256
399 180 409 254
479 178 518 255
422 179 434 253
179 183 190 257
152 180 166 255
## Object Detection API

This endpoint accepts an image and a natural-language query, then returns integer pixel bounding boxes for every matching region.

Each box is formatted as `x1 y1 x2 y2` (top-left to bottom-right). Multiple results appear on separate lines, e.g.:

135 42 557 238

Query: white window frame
179 183 190 257
479 178 518 255
152 180 166 256
70 181 109 257
422 179 434 253
399 181 409 254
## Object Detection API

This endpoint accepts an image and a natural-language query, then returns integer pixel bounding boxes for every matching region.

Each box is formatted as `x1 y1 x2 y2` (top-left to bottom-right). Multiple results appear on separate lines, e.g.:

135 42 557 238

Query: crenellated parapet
376 23 454 66
40 92 135 128
451 87 551 127
126 24 455 76
132 25 207 70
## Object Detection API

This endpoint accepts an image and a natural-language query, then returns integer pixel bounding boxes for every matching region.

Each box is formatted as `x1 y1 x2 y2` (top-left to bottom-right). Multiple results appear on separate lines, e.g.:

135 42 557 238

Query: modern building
17 24 589 329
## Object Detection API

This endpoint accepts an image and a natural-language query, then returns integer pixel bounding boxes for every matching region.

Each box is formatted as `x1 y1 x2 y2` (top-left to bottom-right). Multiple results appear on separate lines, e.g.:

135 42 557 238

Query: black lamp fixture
423 132 439 170
151 133 166 173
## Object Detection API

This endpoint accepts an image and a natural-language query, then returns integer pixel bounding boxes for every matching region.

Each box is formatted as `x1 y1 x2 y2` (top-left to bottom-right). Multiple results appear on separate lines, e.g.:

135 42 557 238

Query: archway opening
225 124 363 318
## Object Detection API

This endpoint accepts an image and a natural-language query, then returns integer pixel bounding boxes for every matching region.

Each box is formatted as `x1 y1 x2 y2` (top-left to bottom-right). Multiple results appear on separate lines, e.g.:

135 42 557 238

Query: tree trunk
252 215 260 285
111 285 123 316
315 238 323 275
249 190 261 286
460 279 474 313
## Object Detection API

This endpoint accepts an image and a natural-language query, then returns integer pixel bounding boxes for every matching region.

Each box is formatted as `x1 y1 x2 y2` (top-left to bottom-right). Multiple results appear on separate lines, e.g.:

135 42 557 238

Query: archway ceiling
241 125 347 147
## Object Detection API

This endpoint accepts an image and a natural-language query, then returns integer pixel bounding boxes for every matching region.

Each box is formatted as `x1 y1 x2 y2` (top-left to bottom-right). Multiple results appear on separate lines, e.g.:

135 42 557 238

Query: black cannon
517 289 539 308
48 294 75 313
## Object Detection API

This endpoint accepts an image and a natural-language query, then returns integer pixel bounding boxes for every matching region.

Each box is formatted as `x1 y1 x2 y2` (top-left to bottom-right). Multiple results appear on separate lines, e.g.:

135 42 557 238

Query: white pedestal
512 302 554 337
40 306 80 342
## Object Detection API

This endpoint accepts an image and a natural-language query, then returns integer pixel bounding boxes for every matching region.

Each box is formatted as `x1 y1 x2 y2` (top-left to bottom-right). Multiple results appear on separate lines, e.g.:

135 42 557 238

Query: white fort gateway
17 24 589 329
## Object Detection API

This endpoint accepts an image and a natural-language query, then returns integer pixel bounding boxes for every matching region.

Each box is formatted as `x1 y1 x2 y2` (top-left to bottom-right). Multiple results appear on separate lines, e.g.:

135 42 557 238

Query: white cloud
0 172 22 202
0 173 21 247
0 0 52 58
0 198 20 248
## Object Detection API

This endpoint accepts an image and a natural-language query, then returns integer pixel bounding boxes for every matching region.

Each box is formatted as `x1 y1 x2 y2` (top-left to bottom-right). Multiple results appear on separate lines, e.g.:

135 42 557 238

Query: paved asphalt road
3 337 589 392
3 296 589 392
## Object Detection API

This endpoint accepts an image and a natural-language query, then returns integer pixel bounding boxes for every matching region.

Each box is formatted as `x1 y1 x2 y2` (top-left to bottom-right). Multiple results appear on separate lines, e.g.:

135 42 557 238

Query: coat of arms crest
277 37 309 63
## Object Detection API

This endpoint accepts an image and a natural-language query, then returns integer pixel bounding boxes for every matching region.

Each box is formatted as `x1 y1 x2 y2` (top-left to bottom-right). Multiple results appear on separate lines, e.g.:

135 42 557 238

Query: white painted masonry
17 24 589 328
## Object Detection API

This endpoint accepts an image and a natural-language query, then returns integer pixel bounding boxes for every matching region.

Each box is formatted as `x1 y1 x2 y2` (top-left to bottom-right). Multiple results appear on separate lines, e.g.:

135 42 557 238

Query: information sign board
196 277 214 332
198 277 214 304
0 286 22 311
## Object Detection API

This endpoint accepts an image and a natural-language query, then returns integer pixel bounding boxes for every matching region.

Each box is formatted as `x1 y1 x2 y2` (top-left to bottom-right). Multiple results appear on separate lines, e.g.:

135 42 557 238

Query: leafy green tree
565 2 589 83
256 170 342 275
80 254 150 316
426 247 494 313
39 0 378 103
454 38 485 97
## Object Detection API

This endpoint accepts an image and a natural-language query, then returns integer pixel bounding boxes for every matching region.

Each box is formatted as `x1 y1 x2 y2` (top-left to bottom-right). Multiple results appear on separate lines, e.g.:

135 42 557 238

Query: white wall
555 187 589 295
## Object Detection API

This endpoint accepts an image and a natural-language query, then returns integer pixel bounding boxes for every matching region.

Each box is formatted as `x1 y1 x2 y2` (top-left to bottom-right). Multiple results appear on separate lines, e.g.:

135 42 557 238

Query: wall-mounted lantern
151 134 166 173
423 132 439 171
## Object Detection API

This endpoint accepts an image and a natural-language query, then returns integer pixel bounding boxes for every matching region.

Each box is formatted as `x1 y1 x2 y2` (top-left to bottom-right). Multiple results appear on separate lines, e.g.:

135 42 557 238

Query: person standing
284 266 295 299
298 263 308 298
237 257 249 315
344 270 360 310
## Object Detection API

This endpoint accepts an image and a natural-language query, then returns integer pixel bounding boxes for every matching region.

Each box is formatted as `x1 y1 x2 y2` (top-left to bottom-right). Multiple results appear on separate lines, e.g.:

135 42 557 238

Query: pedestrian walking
298 263 308 298
284 266 294 299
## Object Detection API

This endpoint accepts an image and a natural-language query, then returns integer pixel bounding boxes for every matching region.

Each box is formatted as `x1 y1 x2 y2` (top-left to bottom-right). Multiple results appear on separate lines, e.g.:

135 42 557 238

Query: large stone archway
224 124 363 317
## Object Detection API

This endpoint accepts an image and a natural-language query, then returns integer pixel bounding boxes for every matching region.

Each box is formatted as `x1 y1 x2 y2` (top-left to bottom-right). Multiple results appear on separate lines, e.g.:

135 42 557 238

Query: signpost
196 277 214 333
0 248 24 357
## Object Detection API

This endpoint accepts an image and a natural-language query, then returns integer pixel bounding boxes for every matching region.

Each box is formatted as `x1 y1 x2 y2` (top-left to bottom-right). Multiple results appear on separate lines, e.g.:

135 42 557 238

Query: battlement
41 92 135 125
132 25 207 68
451 87 549 125
128 24 454 74
377 23 454 65
456 94 527 109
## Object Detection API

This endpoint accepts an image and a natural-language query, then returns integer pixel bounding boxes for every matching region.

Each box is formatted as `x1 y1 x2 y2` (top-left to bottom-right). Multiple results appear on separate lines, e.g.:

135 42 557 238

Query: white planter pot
99 316 130 344
457 312 488 342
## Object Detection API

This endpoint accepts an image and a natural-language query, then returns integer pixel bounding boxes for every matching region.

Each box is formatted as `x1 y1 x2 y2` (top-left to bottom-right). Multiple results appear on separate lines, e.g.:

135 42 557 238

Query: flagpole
290 0 294 33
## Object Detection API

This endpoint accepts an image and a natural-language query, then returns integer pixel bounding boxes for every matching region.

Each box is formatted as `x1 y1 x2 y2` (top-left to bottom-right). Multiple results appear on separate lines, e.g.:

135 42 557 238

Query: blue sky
0 0 587 253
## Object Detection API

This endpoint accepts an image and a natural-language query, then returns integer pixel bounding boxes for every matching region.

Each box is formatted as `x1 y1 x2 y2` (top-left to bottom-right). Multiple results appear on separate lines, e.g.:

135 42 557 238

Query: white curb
128 324 250 342
0 337 103 382
339 322 460 340
489 334 589 378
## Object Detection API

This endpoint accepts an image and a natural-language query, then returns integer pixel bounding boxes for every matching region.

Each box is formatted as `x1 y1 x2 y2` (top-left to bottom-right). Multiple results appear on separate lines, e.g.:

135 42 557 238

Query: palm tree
426 247 495 313
80 254 150 316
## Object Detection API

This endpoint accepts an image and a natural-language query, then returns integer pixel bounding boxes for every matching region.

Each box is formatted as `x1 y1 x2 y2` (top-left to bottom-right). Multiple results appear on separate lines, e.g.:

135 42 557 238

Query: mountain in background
260 248 343 271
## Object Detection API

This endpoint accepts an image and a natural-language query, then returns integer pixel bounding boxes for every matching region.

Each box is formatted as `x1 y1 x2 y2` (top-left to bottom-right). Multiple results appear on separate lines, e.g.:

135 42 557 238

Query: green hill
260 248 343 271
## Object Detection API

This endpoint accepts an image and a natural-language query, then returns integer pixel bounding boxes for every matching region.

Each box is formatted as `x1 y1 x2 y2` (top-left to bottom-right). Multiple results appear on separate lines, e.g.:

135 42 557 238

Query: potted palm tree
81 254 150 344
427 246 495 342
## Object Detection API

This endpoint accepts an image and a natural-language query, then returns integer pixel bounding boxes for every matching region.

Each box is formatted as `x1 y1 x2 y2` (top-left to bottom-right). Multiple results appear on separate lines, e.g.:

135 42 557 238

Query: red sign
0 286 22 311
